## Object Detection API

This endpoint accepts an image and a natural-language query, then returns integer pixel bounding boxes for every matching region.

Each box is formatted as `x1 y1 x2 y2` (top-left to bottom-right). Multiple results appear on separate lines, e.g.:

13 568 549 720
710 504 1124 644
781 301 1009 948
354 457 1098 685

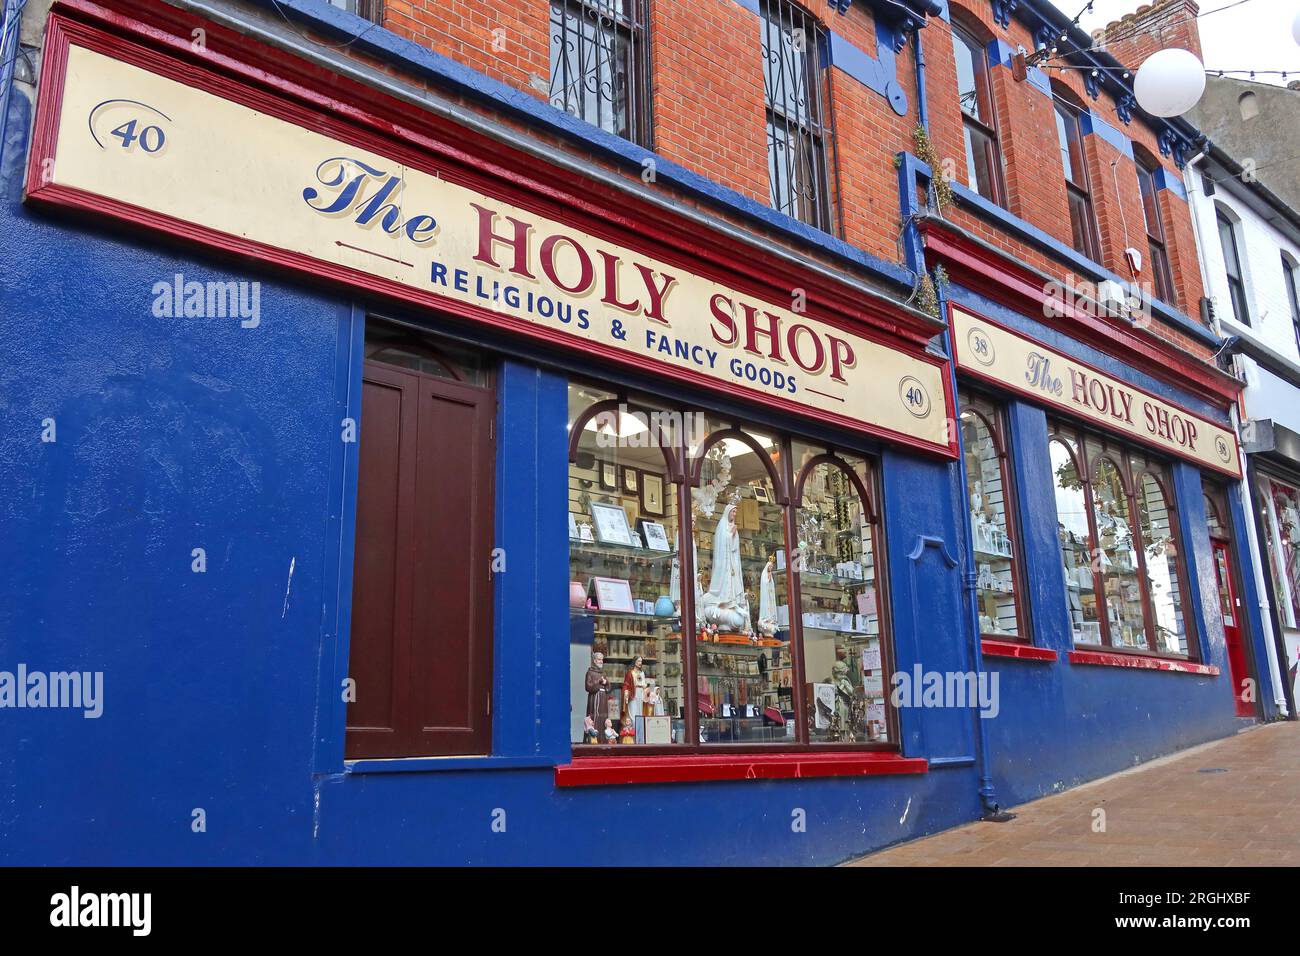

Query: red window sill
554 752 929 787
1067 649 1220 675
981 639 1058 662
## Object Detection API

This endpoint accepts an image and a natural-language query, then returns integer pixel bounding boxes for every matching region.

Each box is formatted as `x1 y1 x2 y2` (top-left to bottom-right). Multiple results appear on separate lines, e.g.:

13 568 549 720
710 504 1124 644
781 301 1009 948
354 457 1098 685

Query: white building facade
1187 146 1300 720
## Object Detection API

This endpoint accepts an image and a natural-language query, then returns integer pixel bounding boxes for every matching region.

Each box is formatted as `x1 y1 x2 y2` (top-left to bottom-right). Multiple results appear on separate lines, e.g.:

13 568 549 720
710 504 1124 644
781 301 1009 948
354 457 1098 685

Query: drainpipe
906 23 1007 821
933 273 1008 819
0 0 28 157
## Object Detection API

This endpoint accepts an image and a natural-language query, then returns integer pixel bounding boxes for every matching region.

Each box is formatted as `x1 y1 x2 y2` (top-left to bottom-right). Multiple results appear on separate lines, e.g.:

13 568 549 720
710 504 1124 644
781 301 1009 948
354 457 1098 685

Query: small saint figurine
619 718 636 744
581 715 599 745
603 718 617 744
622 655 647 721
585 651 610 727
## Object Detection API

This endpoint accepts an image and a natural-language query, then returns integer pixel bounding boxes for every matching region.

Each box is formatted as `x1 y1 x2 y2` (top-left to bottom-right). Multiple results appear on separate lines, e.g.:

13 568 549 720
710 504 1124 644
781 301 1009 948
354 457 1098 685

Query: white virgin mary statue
699 505 751 633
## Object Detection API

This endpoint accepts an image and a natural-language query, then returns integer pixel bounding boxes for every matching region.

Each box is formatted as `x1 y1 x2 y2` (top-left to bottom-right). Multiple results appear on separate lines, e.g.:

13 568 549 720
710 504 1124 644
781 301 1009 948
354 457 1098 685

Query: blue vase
654 595 676 617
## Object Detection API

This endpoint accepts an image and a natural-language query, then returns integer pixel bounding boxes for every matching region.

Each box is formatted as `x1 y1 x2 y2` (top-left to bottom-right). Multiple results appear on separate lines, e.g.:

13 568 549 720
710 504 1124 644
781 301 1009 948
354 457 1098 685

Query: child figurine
619 718 636 744
603 718 617 744
582 716 599 745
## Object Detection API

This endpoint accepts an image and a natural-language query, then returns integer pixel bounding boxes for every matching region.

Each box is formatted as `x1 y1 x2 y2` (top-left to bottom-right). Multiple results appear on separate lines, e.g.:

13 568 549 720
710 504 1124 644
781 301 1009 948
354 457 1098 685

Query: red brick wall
388 0 551 93
923 3 1208 354
375 0 1212 360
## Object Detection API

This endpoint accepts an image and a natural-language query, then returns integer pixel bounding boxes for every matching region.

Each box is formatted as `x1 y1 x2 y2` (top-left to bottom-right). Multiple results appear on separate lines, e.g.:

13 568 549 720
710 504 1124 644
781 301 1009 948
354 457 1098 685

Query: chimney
1101 0 1203 70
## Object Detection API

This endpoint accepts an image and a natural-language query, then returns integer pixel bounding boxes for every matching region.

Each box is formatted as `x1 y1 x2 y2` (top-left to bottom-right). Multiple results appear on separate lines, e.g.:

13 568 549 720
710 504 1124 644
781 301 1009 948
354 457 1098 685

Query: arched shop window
959 390 1026 641
1048 420 1197 658
568 385 684 747
793 444 891 743
1050 434 1096 644
567 385 894 750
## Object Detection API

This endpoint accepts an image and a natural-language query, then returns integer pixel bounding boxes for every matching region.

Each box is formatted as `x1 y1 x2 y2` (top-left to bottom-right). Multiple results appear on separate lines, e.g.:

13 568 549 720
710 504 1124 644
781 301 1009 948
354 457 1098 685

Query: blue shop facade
0 0 1275 866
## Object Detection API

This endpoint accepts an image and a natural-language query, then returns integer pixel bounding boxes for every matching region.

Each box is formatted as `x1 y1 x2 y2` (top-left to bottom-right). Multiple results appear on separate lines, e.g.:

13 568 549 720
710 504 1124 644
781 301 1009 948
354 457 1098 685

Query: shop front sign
952 308 1241 477
28 29 955 456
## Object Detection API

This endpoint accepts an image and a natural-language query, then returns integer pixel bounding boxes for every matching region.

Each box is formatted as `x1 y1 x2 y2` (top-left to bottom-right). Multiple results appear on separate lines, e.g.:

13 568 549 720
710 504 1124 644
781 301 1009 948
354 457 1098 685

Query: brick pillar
990 64 1072 248
1159 189 1205 315
1084 133 1142 279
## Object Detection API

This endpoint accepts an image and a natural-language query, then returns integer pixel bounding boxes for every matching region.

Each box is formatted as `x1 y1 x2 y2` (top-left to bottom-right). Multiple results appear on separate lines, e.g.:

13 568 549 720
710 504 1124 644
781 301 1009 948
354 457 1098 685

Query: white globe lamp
1133 48 1206 117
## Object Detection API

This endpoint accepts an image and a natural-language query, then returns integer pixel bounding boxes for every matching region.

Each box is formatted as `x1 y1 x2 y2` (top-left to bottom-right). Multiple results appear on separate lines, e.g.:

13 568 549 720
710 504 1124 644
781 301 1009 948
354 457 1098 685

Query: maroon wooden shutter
346 360 495 758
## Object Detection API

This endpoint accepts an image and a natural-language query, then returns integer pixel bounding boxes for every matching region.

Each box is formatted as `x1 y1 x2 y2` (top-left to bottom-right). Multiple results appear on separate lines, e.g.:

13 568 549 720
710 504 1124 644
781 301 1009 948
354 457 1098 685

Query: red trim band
554 752 929 787
1067 649 1220 675
981 639 1058 662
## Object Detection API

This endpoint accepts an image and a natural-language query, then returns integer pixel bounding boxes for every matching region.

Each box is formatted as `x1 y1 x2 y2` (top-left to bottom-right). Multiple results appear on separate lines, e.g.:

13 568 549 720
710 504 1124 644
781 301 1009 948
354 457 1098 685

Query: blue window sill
345 755 558 774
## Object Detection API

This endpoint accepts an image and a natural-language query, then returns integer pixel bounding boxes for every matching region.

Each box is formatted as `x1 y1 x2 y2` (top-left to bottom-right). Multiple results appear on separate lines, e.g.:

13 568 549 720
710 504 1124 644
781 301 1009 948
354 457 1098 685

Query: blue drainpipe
905 22 1008 821
0 0 27 160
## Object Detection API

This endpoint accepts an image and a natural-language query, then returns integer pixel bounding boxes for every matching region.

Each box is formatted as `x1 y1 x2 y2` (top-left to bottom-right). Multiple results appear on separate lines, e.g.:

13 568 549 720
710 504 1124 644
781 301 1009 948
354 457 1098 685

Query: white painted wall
1186 169 1300 429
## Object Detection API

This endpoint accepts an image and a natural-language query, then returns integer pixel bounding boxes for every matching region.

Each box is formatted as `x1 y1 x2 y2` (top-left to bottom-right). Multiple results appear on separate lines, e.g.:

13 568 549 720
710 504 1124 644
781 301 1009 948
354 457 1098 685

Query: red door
346 359 496 758
1212 540 1253 717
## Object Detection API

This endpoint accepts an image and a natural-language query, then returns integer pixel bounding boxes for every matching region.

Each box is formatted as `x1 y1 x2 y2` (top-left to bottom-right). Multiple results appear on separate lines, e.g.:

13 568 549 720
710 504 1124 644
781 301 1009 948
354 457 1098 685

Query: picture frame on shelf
568 512 579 540
591 576 635 614
752 484 770 504
637 519 672 552
599 461 618 491
622 466 639 494
640 471 665 517
590 501 636 546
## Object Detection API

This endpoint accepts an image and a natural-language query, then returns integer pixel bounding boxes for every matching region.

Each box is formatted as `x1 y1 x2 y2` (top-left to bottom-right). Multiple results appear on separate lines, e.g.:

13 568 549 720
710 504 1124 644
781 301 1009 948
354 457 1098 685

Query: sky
1048 0 1300 87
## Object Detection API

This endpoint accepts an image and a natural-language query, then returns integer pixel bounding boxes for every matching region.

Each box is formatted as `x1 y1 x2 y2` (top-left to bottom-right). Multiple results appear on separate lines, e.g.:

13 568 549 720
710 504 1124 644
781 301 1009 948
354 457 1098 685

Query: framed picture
640 471 665 517
568 513 579 540
590 501 635 546
637 519 672 552
591 576 635 614
622 466 639 494
599 461 617 491
752 484 770 504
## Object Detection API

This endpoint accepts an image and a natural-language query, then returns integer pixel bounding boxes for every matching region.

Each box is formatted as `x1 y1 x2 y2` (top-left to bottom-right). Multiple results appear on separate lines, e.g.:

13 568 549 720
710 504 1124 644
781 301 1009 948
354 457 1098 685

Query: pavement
848 721 1300 866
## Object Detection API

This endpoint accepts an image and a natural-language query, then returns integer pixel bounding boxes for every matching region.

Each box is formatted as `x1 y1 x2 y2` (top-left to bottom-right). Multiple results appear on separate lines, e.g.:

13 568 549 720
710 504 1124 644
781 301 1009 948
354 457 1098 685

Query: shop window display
1050 436 1096 644
690 419 792 745
1260 476 1300 629
1136 471 1188 656
568 386 685 746
1091 457 1147 651
958 391 1024 640
567 386 894 752
1048 420 1197 658
794 443 890 743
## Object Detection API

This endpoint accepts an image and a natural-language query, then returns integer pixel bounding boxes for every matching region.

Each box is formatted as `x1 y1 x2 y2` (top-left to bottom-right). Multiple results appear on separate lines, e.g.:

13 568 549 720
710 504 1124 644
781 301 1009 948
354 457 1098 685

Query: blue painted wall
0 77 1256 865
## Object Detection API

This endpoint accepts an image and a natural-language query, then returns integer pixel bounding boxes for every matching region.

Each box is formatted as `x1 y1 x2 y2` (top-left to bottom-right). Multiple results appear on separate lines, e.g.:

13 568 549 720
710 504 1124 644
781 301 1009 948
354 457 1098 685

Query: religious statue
585 651 610 727
697 504 751 633
619 718 636 744
603 718 617 744
830 660 857 742
621 655 648 721
581 715 599 745
756 553 779 637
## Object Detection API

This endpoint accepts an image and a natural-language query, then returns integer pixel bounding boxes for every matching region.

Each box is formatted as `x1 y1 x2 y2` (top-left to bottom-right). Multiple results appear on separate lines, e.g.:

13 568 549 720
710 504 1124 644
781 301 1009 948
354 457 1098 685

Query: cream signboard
37 43 951 453
952 307 1241 477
